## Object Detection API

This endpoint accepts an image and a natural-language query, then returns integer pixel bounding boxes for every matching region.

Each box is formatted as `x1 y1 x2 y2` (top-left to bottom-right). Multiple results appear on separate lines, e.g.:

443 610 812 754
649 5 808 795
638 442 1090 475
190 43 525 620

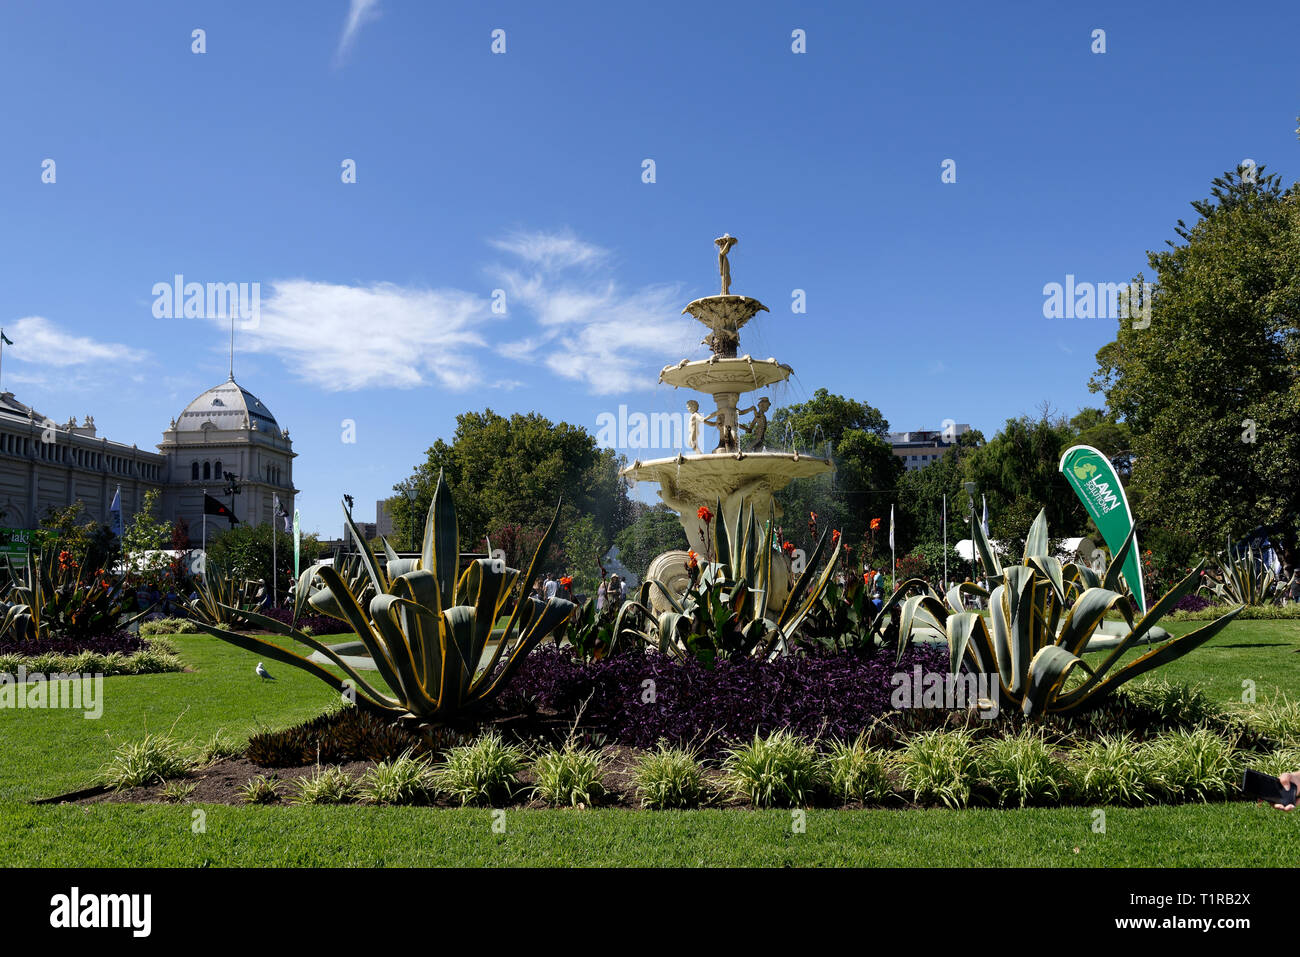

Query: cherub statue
686 400 707 454
738 396 770 450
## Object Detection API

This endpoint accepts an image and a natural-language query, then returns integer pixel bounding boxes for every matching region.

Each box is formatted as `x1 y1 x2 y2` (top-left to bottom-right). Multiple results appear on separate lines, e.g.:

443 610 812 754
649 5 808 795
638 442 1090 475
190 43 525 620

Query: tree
120 489 174 588
1090 166 1300 558
559 514 607 595
962 414 1085 545
612 503 688 579
769 389 902 549
894 429 984 554
206 522 322 596
37 502 117 573
388 409 633 553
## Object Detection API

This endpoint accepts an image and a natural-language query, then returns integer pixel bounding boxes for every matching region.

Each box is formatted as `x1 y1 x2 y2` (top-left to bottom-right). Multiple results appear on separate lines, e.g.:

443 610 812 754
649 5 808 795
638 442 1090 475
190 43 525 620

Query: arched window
203 462 211 480
191 462 199 481
214 459 222 478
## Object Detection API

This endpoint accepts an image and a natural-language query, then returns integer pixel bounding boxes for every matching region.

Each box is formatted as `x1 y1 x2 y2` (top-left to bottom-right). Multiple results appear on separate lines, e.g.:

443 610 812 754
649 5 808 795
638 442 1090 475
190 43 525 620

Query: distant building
889 423 971 472
375 498 397 539
0 374 295 534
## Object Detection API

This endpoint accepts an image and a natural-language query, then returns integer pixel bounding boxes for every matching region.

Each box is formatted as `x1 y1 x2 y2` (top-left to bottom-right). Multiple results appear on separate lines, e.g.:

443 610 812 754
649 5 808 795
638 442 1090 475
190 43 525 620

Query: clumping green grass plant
431 731 528 807
821 733 894 805
1068 733 1159 806
633 744 709 809
1245 747 1300 779
139 618 199 636
239 774 281 804
1119 677 1226 728
0 648 182 677
1237 693 1300 748
160 780 197 803
290 766 358 805
360 750 435 805
532 743 608 807
899 728 979 808
195 730 240 766
99 733 193 790
1147 728 1241 802
975 728 1067 808
723 730 824 808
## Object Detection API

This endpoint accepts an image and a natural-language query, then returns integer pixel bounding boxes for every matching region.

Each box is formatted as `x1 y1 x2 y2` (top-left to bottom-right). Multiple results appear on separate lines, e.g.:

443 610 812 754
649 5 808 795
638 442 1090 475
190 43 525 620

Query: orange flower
782 541 795 556
697 506 712 522
870 518 882 531
831 530 841 546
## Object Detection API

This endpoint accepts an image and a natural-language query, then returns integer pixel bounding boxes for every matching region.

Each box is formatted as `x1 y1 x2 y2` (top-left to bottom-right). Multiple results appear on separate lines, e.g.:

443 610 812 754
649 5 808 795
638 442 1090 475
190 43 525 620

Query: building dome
174 377 279 433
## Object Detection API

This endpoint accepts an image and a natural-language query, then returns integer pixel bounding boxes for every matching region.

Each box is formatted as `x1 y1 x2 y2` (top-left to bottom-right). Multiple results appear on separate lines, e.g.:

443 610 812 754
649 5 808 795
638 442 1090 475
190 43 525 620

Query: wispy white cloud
489 229 607 273
7 316 146 368
224 280 490 392
490 230 698 394
336 0 381 62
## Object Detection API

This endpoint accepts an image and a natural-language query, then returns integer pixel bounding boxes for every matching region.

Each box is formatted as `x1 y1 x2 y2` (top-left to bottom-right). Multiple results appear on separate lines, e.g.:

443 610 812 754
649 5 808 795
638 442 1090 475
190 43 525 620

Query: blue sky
1 0 1296 536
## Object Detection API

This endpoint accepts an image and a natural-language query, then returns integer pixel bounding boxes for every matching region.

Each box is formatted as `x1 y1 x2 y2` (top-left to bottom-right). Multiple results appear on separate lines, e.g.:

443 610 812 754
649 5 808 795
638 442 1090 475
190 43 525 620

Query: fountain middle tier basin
658 356 793 394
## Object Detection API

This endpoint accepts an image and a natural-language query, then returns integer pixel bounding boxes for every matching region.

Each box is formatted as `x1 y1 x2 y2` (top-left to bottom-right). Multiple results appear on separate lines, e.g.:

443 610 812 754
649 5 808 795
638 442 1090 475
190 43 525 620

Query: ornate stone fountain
621 235 833 611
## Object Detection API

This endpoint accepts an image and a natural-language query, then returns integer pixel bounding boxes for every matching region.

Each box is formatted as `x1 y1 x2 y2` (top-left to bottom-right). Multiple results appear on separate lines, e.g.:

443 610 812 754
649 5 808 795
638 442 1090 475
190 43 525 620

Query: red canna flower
870 518 882 531
687 549 699 568
782 541 795 556
697 506 712 523
831 530 841 546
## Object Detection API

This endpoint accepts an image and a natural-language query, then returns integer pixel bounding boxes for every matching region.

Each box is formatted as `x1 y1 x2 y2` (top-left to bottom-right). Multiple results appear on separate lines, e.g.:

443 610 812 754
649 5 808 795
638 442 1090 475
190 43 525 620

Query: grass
723 730 824 808
531 743 608 807
432 732 527 806
4 623 1300 866
0 803 1295 867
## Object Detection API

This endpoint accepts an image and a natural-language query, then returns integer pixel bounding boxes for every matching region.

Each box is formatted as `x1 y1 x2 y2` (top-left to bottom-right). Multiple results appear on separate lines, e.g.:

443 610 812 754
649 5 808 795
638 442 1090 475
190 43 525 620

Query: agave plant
191 470 576 723
630 502 842 665
891 508 1241 716
1206 538 1278 606
183 561 261 627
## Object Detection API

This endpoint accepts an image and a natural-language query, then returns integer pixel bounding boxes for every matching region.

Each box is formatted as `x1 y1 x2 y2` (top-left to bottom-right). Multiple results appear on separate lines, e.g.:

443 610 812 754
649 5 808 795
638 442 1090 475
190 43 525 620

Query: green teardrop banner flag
1059 444 1146 612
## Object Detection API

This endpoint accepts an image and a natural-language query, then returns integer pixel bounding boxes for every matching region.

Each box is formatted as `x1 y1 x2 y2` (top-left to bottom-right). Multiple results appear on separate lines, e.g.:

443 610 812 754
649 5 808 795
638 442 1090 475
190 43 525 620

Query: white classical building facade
0 375 295 535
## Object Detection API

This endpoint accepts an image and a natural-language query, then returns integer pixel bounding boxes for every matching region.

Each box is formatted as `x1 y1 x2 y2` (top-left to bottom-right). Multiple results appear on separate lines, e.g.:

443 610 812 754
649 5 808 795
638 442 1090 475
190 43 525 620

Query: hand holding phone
1241 769 1299 807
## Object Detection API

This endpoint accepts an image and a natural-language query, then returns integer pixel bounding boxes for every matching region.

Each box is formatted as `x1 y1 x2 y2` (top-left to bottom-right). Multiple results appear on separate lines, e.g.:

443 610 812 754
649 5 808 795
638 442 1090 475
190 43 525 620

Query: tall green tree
769 389 902 549
1090 166 1300 557
612 502 687 580
388 409 633 557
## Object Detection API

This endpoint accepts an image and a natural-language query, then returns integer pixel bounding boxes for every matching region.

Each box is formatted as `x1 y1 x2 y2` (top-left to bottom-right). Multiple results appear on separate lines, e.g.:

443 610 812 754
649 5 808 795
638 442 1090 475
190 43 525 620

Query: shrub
821 733 894 805
360 750 435 805
245 708 426 767
431 732 527 806
633 744 709 809
531 743 608 807
1147 728 1240 802
290 766 357 805
1068 734 1158 806
723 730 824 808
899 728 979 808
99 733 192 790
975 728 1066 807
240 774 282 804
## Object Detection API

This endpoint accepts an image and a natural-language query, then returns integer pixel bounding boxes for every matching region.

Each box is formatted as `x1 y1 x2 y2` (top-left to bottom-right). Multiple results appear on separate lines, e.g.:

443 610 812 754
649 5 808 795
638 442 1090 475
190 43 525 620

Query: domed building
158 375 297 532
0 374 294 538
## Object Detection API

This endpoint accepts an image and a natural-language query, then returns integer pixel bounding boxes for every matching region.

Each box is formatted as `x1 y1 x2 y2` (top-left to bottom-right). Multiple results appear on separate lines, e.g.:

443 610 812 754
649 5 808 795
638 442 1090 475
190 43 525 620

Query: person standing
596 577 608 611
543 573 557 600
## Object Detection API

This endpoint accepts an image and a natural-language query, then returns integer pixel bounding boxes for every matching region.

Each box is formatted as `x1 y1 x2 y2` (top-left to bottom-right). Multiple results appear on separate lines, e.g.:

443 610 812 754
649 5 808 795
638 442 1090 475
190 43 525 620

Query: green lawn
2 621 1298 866
0 803 1292 867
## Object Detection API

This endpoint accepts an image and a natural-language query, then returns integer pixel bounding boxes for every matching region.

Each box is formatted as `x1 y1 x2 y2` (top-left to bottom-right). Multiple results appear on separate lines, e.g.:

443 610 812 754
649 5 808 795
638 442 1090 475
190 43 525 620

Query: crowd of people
534 571 627 610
